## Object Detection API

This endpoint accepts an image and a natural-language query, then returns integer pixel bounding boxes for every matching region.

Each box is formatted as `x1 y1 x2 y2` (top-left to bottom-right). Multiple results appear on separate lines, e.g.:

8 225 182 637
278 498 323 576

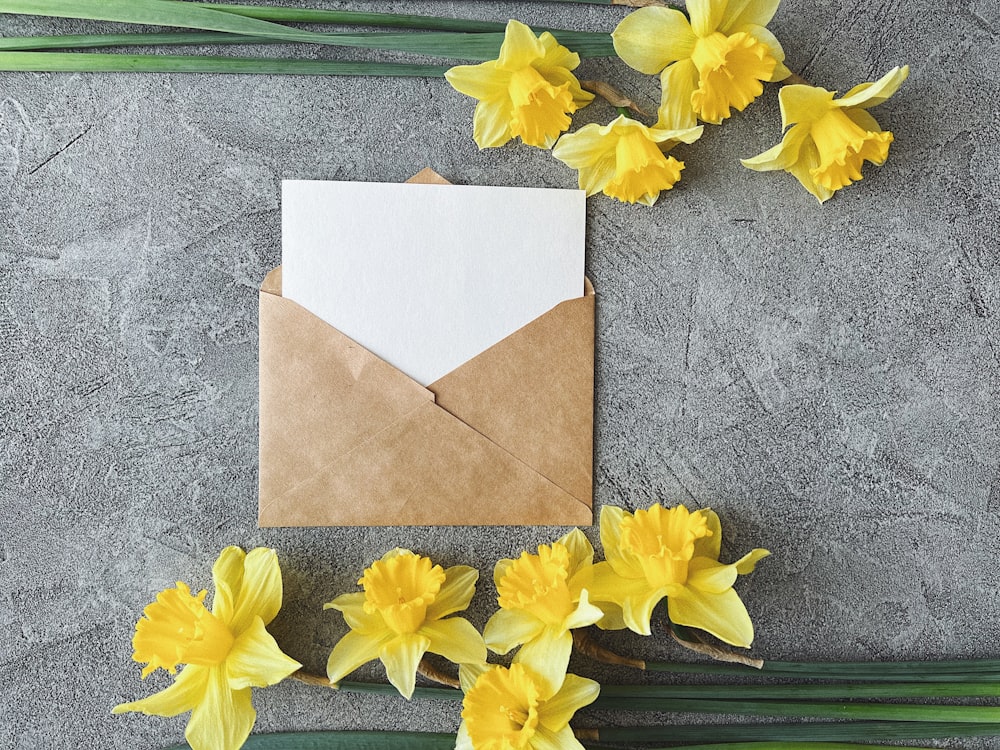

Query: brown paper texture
258 169 595 526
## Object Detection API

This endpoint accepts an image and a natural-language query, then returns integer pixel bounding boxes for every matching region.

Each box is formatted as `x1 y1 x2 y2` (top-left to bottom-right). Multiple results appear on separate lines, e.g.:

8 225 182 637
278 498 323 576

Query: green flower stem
193 3 510 32
592 696 1000 723
0 32 272 51
599 681 1000 700
0 0 616 59
645 659 1000 682
665 744 942 750
590 721 1000 744
0 51 450 75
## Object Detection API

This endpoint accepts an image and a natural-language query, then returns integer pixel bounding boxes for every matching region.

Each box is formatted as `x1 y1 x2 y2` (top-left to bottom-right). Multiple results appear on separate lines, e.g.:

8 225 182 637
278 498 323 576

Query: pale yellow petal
380 633 432 700
422 617 487 665
112 664 208 717
472 100 514 149
837 66 909 110
210 547 245 624
537 32 582 74
844 107 884 135
185 667 255 750
691 509 722 561
326 630 388 684
533 725 585 750
687 0 726 36
658 59 700 130
444 61 509 101
779 84 836 128
539 673 601 731
737 24 789 80
226 616 301 690
458 661 493 694
740 124 809 171
721 0 781 33
498 19 545 70
484 607 546 655
687 557 738 594
562 589 605 631
230 547 282 632
668 586 754 647
612 7 696 75
647 124 704 145
594 600 627 631
456 721 475 750
324 591 383 634
622 587 666 636
734 548 770 574
557 528 594 577
426 565 478 621
493 557 515 590
512 627 573 697
786 137 835 202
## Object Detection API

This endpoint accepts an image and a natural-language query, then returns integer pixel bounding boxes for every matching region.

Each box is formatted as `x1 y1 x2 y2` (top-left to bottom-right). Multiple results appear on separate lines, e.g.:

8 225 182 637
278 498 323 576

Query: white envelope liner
281 180 585 386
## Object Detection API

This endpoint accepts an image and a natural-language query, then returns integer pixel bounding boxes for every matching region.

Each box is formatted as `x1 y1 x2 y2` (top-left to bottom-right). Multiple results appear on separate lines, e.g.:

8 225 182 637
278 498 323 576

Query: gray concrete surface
1 0 999 748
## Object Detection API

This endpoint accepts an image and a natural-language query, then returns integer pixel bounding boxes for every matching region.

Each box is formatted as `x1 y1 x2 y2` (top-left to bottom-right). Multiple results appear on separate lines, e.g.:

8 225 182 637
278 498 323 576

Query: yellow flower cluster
445 4 908 205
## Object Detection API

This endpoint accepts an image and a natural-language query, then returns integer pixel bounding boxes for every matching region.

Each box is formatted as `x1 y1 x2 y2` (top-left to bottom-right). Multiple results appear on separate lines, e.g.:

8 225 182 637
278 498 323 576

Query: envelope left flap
259 288 433 504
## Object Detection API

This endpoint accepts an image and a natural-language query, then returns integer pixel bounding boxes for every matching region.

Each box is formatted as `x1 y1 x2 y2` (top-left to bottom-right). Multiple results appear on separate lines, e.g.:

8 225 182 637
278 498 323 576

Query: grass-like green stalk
165 732 458 750
0 50 450 75
592 695 1000 723
660 744 943 750
194 3 510 32
598 680 1000 700
0 0 615 59
644 658 1000 682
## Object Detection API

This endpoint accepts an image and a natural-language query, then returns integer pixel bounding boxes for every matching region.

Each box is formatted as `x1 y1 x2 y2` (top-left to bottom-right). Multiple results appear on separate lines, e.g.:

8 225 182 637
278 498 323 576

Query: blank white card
281 180 586 386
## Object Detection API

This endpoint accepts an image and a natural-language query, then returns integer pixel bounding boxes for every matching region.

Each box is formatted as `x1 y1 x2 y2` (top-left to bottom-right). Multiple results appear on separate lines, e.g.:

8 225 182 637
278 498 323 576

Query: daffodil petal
844 107 883 135
455 721 475 750
380 633 432 700
648 124 704 145
563 589 605 631
668 586 754 647
687 0 726 37
498 19 545 70
786 137 834 202
112 664 208 717
459 661 493 693
185 667 255 750
326 629 388 684
622 587 666 636
737 24 789 80
594 600 627 631
324 591 383 634
539 674 601 731
612 7 696 75
230 547 282 632
425 565 478 621
472 100 514 149
513 627 573 696
210 547 245 624
691 509 722 560
735 548 770 574
658 59 700 130
444 61 508 101
779 84 836 128
687 558 739 594
741 124 809 171
422 617 487 665
720 0 782 34
837 66 910 110
533 725 585 750
226 616 301 690
587 560 649 607
484 607 546 655
557 528 594 577
537 32 582 75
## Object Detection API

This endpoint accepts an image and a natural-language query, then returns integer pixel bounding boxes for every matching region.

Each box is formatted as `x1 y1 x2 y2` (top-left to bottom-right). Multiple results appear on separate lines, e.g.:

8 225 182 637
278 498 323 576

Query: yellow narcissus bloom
742 66 910 202
483 529 604 692
552 115 703 206
590 504 769 646
325 548 486 699
445 19 594 149
613 0 790 128
457 662 599 750
113 547 302 750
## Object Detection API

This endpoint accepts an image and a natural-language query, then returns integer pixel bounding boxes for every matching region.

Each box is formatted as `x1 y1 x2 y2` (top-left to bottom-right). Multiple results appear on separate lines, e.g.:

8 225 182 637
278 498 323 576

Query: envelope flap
258 287 433 505
428 282 595 505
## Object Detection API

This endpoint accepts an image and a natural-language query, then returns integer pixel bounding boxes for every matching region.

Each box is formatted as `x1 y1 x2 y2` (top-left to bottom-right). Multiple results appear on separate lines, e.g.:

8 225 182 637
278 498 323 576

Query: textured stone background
1 1 998 748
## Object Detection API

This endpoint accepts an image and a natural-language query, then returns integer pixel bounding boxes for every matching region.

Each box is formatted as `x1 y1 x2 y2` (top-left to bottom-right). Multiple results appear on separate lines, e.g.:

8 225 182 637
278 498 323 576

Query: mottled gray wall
1 1 998 748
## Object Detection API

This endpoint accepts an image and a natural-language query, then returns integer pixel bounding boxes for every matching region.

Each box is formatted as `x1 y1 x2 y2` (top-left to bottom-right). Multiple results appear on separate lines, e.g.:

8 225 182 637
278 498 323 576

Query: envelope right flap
428 290 595 505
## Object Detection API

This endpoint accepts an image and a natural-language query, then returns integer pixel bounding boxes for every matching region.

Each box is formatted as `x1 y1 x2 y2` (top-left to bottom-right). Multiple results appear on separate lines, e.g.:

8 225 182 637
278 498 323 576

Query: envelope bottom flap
259 400 591 527
428 292 595 505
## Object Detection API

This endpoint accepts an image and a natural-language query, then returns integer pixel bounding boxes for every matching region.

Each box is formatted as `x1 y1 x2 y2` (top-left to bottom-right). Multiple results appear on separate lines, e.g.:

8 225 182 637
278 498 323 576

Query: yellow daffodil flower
552 115 703 206
445 19 594 149
590 504 769 646
741 66 910 202
325 548 486 699
613 0 790 128
113 547 302 750
457 661 599 750
483 529 604 692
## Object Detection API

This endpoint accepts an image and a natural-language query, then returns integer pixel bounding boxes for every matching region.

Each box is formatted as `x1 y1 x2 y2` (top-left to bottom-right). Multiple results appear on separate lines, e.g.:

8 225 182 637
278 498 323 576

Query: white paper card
281 179 586 386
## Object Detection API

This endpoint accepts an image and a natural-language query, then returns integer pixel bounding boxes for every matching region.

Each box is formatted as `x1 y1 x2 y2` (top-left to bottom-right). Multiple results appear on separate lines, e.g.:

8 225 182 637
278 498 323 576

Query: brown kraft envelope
258 168 595 526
